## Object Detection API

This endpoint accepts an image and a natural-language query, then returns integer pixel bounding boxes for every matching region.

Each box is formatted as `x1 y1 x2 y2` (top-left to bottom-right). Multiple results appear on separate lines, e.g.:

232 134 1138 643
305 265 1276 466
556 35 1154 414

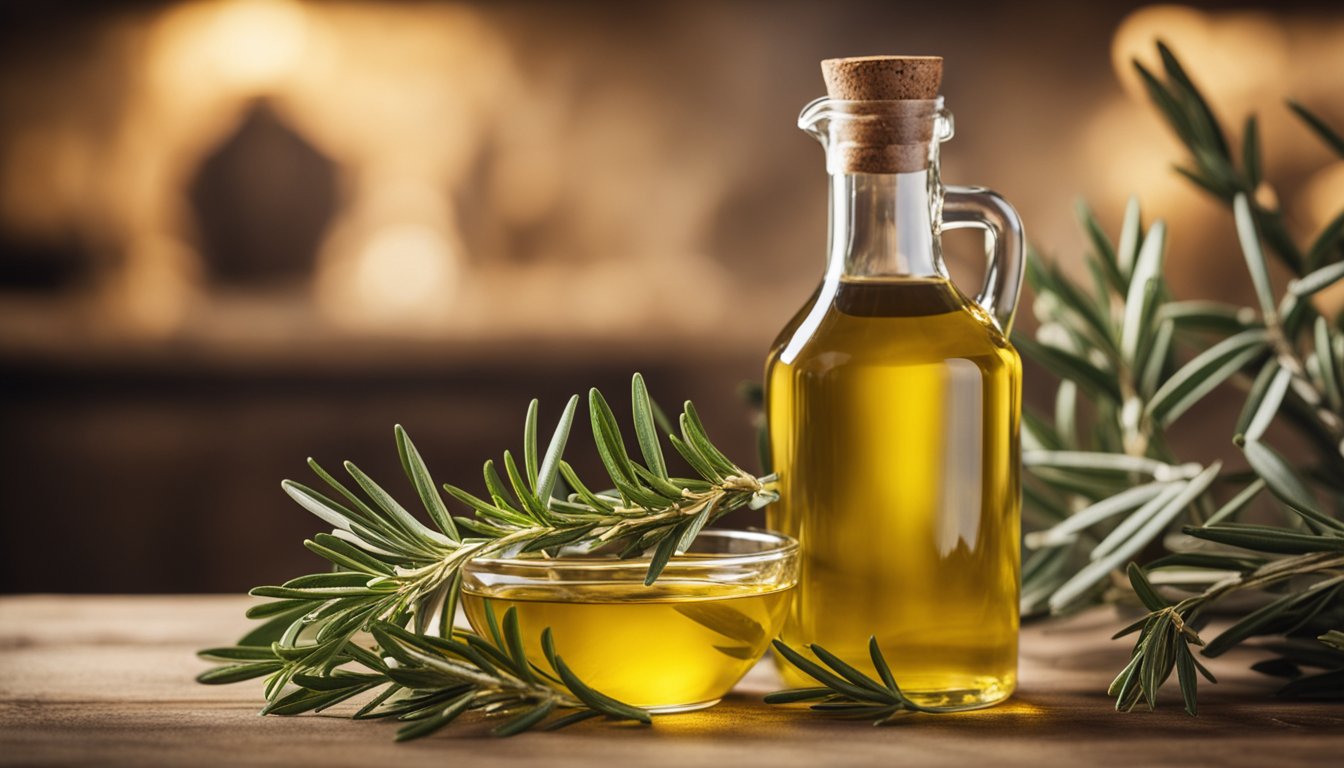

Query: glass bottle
765 56 1024 709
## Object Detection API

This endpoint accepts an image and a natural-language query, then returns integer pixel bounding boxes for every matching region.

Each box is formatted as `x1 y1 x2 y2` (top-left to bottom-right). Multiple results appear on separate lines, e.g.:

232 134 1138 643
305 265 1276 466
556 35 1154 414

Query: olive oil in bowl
462 581 791 711
460 529 798 712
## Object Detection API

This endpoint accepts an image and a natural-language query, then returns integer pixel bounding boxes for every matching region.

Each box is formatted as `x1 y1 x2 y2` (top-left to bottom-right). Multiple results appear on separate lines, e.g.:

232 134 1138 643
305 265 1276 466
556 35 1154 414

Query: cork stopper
818 56 943 174
821 56 942 101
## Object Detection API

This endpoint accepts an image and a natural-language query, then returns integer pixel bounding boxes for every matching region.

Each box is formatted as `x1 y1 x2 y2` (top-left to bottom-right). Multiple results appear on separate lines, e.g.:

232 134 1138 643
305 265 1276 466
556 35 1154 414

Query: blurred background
1 0 1341 593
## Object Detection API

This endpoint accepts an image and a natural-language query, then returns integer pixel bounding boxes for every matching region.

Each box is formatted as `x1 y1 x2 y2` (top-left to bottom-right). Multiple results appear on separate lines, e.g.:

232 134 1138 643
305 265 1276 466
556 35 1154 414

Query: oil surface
765 277 1020 708
461 581 792 710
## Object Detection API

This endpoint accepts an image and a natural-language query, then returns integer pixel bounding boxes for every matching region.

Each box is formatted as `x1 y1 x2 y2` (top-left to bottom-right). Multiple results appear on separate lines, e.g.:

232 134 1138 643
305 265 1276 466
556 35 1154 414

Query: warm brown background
2 0 1342 592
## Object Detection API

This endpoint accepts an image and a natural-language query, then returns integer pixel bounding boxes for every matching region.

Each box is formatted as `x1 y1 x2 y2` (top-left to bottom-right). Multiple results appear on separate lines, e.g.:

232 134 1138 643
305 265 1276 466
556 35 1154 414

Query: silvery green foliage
1019 43 1344 712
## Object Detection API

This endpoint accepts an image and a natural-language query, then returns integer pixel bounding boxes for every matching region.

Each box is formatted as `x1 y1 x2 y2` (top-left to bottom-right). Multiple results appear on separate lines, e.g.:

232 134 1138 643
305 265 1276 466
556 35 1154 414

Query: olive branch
1020 42 1344 713
198 373 777 738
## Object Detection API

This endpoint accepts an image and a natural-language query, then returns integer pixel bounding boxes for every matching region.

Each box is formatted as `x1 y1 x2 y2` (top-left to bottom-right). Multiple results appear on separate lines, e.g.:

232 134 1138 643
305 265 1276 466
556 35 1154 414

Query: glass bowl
460 529 798 713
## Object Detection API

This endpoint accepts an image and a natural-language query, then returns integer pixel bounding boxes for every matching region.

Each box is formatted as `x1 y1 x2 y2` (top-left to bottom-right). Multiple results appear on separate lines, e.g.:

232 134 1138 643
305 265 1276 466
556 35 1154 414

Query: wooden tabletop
1 595 1339 767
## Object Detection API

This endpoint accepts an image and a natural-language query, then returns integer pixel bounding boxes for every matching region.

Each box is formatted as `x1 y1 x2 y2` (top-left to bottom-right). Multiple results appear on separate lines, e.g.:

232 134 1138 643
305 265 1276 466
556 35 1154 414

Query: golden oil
766 277 1020 708
461 580 792 711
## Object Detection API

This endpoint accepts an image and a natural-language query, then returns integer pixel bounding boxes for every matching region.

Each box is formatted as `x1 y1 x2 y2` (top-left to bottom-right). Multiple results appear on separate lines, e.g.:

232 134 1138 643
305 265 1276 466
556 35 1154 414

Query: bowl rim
461 528 798 574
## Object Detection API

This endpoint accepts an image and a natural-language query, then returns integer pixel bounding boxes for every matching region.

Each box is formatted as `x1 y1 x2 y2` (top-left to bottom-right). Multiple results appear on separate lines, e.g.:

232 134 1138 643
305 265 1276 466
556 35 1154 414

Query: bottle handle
942 186 1025 333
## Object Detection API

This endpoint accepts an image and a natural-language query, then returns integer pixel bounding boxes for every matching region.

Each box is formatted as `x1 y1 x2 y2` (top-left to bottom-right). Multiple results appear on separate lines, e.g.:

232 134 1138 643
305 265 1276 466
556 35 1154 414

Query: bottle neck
826 169 945 282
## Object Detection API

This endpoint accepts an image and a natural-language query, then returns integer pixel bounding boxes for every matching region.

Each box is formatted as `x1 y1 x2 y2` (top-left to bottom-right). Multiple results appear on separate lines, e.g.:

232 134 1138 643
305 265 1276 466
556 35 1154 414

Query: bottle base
777 661 1016 710
644 698 722 714
901 679 1016 711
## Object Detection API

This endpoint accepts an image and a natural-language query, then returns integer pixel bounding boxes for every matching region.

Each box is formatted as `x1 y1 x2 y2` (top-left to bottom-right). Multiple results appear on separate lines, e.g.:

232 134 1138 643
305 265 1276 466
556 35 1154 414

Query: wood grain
0 595 1340 767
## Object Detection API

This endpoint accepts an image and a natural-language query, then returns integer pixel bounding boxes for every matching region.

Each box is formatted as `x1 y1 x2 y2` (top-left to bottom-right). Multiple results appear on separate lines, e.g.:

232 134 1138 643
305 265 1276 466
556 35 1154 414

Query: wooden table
1 595 1339 766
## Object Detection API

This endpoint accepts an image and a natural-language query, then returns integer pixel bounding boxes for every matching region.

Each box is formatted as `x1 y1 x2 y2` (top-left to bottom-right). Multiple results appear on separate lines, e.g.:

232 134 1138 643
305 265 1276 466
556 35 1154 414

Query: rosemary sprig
1021 41 1344 714
198 373 777 736
765 639 947 724
201 602 650 739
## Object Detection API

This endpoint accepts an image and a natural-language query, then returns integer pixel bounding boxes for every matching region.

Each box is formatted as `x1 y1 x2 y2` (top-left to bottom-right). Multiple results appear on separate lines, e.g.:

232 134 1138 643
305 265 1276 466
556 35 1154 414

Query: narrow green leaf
523 399 540 489
1140 320 1174 399
1108 651 1143 701
1319 630 1344 652
198 646 280 663
1205 579 1344 657
631 374 669 479
304 534 395 576
1204 478 1267 526
1175 645 1199 716
1172 164 1231 200
557 461 616 513
1185 524 1344 554
668 433 723 483
681 402 740 476
1026 482 1173 548
1235 194 1277 319
1145 551 1263 572
1126 563 1169 611
631 462 689 501
1023 450 1171 477
589 388 639 494
1134 61 1197 150
808 644 891 696
1015 334 1122 401
676 497 718 554
770 641 877 702
442 484 532 527
1304 211 1344 272
1278 669 1344 700
1121 221 1166 365
1242 440 1342 530
1054 381 1077 447
197 661 283 685
536 395 580 504
1051 465 1220 613
1288 99 1344 158
395 426 460 542
503 450 547 519
1160 300 1257 333
1021 409 1063 452
1316 317 1343 412
344 461 444 548
1158 41 1229 158
1242 115 1261 188
492 700 557 737
250 585 381 600
500 607 536 683
543 709 604 731
763 687 833 704
867 637 901 694
1139 613 1173 709
1235 360 1284 438
1115 196 1143 279
281 571 374 590
483 460 522 514
282 480 358 533
1087 484 1188 563
1292 251 1344 297
239 603 313 647
644 527 681 586
394 693 475 741
1147 328 1270 425
551 656 651 723
303 460 382 528
539 627 560 670
1075 198 1124 290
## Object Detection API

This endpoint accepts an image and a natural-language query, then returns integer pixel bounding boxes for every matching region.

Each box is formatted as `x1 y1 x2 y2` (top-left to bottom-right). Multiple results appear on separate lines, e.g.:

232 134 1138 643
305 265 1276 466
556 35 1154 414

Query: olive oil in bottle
767 278 1020 706
766 56 1025 709
462 581 792 711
